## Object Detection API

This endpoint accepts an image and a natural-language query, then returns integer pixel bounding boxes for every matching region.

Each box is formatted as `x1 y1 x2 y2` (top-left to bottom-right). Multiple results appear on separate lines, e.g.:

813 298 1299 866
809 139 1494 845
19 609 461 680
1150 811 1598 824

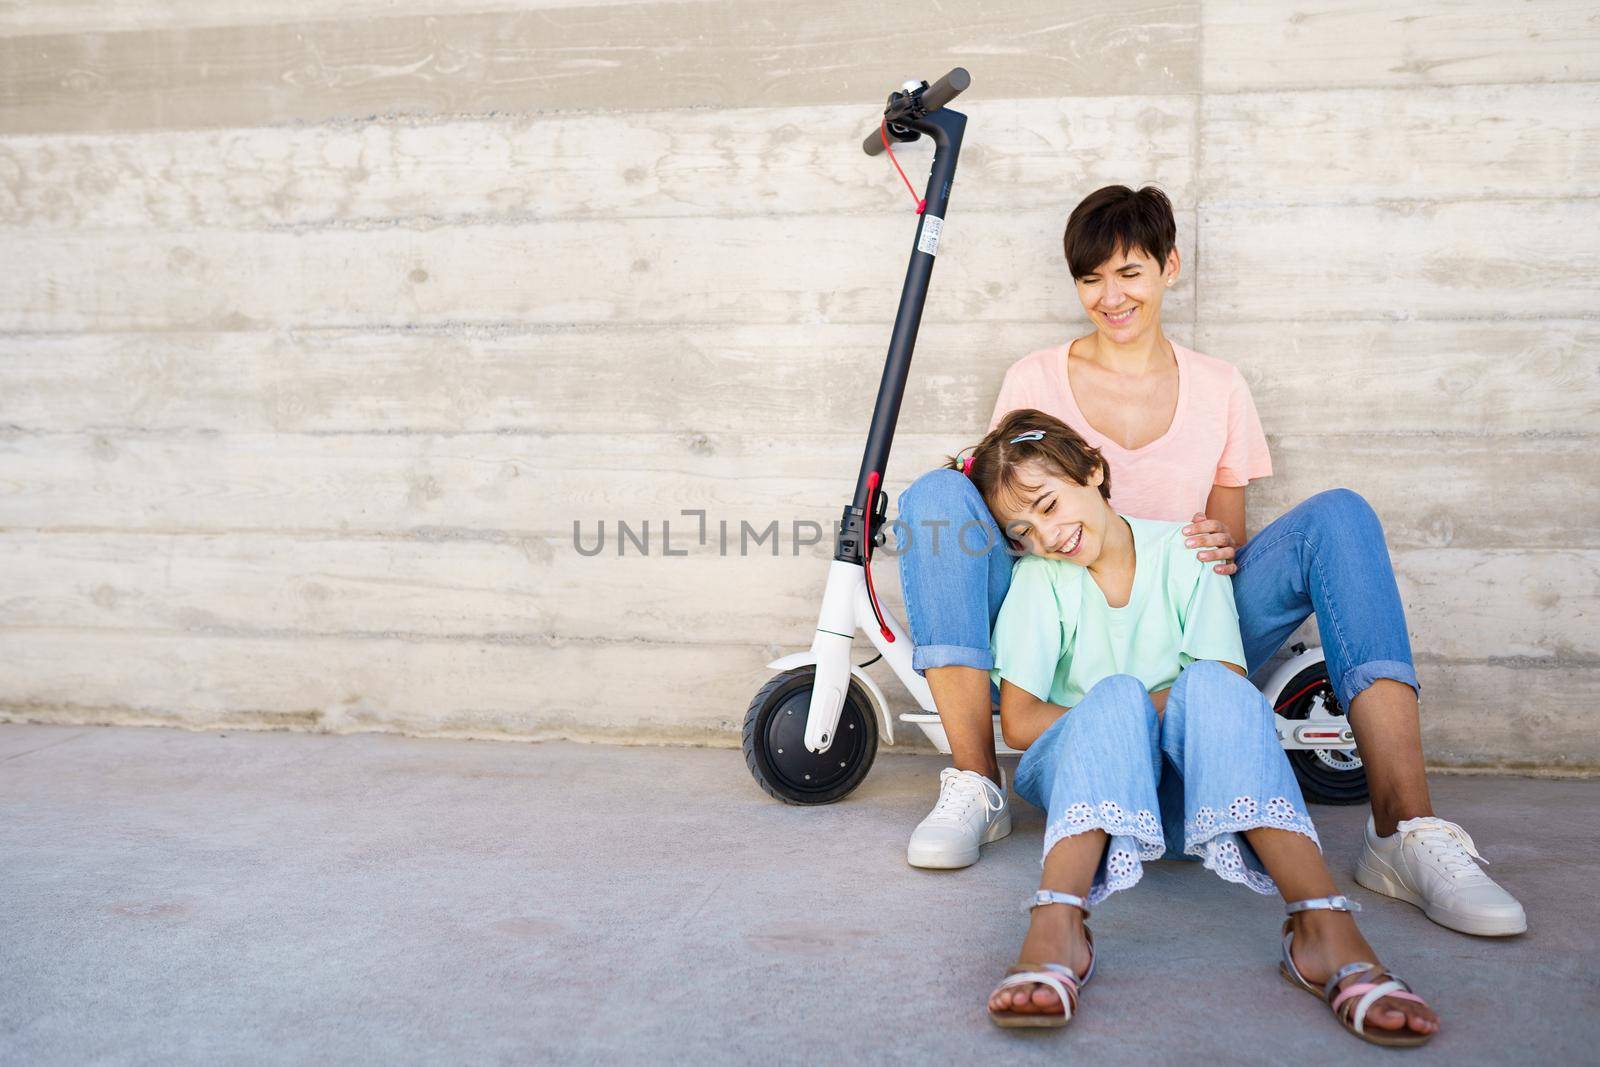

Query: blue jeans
893 469 1418 709
1013 661 1319 903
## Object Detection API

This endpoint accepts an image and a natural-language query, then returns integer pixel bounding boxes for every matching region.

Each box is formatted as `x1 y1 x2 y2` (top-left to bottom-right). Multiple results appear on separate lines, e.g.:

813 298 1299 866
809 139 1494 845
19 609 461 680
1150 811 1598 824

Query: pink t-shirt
987 341 1272 521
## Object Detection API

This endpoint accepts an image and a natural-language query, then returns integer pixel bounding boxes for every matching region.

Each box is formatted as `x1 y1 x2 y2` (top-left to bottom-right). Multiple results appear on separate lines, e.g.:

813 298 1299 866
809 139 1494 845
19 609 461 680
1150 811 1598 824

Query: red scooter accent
881 119 927 215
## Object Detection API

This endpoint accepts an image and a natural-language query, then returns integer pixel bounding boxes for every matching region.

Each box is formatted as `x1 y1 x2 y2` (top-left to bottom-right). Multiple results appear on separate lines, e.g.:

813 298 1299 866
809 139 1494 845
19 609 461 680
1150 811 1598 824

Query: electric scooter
741 70 1367 807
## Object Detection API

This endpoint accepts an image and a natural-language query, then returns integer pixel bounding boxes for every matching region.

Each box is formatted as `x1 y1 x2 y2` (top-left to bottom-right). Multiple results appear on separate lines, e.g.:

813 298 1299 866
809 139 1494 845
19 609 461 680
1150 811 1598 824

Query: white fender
765 650 895 746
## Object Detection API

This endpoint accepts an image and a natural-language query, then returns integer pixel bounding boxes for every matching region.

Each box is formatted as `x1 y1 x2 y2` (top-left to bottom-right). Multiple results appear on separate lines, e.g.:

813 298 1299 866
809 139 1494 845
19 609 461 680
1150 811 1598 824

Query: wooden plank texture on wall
1 532 1592 663
1197 200 1600 322
1199 320 1600 437
3 629 1594 767
1201 83 1600 203
0 0 701 37
1418 661 1600 769
1 430 1593 549
5 319 1596 438
1246 435 1600 549
0 0 1200 135
1203 0 1600 91
0 96 1199 229
0 628 774 742
26 198 1592 333
0 208 1197 331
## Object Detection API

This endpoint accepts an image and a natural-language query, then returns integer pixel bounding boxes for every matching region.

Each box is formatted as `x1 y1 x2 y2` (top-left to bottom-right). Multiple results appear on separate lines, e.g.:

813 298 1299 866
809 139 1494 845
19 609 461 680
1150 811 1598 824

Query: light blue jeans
893 469 1419 708
1013 661 1319 904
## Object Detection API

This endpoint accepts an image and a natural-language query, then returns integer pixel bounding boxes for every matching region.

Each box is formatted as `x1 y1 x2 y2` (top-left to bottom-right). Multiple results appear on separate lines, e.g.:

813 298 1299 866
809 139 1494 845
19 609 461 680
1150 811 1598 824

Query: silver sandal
988 891 1098 1029
1279 895 1436 1048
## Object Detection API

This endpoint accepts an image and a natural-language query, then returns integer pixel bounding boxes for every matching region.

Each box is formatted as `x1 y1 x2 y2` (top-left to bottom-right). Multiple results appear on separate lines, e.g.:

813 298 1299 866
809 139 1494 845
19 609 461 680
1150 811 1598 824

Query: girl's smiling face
989 460 1116 566
1074 244 1179 345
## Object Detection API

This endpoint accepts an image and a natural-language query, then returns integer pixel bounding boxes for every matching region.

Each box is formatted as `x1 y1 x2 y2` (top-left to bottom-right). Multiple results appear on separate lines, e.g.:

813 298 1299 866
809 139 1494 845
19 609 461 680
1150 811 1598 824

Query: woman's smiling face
990 460 1115 566
1074 244 1179 345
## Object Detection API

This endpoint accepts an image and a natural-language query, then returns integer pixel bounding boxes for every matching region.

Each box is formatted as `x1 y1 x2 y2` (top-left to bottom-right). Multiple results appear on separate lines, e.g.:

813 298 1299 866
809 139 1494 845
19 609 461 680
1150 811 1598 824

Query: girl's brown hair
946 409 1112 520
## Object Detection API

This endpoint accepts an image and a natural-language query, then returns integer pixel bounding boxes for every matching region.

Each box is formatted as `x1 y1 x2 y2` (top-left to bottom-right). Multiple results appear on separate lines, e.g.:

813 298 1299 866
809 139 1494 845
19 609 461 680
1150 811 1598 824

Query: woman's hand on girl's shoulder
1182 512 1238 576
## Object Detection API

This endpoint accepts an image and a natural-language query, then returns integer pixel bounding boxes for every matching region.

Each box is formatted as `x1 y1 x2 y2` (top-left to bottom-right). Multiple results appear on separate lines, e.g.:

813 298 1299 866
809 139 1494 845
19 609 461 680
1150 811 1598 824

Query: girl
964 408 1438 1046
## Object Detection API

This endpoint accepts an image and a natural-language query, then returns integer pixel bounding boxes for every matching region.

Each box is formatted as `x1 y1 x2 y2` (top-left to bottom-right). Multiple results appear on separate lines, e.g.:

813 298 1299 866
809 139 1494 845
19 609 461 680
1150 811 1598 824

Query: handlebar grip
860 68 971 154
921 67 970 112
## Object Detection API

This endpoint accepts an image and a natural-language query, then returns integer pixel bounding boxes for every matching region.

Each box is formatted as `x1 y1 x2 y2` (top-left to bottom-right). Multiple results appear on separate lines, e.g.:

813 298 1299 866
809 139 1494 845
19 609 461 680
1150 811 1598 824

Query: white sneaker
1354 815 1527 936
907 767 1011 869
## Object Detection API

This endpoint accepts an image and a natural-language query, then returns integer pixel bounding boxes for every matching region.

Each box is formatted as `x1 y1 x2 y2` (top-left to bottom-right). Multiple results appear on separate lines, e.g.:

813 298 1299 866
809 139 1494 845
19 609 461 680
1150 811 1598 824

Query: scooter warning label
917 215 944 256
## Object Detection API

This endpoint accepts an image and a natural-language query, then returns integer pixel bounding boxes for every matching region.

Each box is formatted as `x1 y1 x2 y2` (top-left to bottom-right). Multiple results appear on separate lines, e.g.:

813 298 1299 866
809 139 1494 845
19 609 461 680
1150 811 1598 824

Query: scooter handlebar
922 66 971 112
861 67 970 155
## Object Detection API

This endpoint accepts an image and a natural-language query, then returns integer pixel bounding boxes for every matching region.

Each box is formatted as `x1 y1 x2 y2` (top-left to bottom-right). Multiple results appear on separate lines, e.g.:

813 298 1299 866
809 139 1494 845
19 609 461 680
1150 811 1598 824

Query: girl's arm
998 680 1069 751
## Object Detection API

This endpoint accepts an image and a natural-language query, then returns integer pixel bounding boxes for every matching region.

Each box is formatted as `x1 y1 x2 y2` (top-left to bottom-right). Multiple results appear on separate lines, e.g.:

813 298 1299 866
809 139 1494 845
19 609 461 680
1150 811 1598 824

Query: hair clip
1008 430 1045 444
960 455 975 476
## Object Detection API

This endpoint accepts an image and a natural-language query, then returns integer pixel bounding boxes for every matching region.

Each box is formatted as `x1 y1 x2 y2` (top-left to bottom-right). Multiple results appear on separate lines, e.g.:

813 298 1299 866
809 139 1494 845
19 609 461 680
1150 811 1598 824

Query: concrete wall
1 2 1596 769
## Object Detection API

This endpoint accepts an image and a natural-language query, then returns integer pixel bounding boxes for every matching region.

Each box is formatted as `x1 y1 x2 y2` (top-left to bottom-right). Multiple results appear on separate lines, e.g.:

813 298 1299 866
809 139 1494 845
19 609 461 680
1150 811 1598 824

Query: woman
968 408 1437 1044
896 185 1524 938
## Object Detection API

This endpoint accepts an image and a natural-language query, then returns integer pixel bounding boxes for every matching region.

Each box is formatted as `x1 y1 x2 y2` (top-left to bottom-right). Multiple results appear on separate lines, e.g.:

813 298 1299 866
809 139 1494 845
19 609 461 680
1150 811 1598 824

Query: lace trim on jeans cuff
1192 837 1279 895
1183 796 1322 897
1041 800 1168 906
1184 796 1322 848
1091 846 1148 904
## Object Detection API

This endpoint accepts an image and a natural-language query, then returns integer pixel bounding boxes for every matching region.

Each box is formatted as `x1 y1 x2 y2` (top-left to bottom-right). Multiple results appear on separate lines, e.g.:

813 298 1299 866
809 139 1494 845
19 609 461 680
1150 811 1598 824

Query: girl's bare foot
1287 910 1440 1037
987 903 1094 1016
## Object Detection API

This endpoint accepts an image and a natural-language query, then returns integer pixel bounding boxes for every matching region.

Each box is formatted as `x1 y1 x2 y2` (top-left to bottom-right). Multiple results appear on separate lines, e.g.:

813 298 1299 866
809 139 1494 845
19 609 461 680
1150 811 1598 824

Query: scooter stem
835 106 967 567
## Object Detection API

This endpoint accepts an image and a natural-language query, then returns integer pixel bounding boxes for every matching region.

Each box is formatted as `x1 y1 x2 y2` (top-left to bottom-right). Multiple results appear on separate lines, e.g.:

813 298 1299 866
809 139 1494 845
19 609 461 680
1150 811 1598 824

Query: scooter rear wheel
743 666 878 804
1278 663 1369 805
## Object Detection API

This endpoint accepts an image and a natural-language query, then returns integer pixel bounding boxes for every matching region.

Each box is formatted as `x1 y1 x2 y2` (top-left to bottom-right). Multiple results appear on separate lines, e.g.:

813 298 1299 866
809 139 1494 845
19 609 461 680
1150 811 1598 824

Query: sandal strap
1280 924 1304 986
1024 890 1091 917
1285 894 1361 915
1331 976 1416 1014
1332 979 1426 1035
996 967 1078 1020
1323 960 1382 1002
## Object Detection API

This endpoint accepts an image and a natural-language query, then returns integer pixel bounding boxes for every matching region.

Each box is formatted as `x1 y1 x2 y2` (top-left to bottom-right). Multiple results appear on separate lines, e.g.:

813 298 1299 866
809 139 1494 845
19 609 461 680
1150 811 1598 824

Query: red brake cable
862 470 894 642
880 118 926 215
1275 679 1331 714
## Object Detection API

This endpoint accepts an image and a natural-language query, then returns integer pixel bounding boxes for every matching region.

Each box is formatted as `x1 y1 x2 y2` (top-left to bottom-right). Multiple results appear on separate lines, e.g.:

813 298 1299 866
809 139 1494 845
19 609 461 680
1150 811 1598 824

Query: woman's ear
1164 248 1181 287
1089 464 1106 488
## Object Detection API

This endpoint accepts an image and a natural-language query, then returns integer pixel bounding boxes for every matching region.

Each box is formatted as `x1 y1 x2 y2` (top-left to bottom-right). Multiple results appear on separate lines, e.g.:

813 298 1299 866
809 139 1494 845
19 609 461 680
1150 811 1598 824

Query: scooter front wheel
742 667 878 804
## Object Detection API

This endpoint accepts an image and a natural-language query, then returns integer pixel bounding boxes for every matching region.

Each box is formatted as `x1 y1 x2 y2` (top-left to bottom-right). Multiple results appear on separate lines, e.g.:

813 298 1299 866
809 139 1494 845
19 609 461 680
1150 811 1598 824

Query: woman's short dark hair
1062 184 1177 279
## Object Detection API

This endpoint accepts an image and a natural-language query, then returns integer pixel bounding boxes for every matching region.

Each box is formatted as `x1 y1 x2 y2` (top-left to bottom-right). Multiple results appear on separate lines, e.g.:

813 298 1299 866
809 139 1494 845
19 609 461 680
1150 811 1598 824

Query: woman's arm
1204 483 1247 546
997 680 1069 751
1183 483 1247 575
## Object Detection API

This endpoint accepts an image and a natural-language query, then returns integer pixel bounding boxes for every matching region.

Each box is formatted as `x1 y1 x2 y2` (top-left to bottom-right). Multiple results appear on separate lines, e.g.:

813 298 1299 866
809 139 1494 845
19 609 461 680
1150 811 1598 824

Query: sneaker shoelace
928 767 1004 824
1396 816 1489 880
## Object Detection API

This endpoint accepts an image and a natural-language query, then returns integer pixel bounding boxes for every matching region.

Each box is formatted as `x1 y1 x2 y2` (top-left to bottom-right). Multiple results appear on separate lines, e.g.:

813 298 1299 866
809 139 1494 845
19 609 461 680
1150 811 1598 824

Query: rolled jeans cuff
1337 658 1419 708
911 643 994 676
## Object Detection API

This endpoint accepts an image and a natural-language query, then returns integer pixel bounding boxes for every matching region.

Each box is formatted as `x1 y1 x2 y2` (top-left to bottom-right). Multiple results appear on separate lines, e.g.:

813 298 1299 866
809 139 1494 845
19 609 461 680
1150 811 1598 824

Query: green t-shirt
990 515 1247 707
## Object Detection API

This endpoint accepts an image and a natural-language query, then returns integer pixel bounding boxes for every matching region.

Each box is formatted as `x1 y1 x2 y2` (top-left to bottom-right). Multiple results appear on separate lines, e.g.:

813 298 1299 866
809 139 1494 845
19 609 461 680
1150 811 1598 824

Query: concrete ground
1 724 1596 1066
